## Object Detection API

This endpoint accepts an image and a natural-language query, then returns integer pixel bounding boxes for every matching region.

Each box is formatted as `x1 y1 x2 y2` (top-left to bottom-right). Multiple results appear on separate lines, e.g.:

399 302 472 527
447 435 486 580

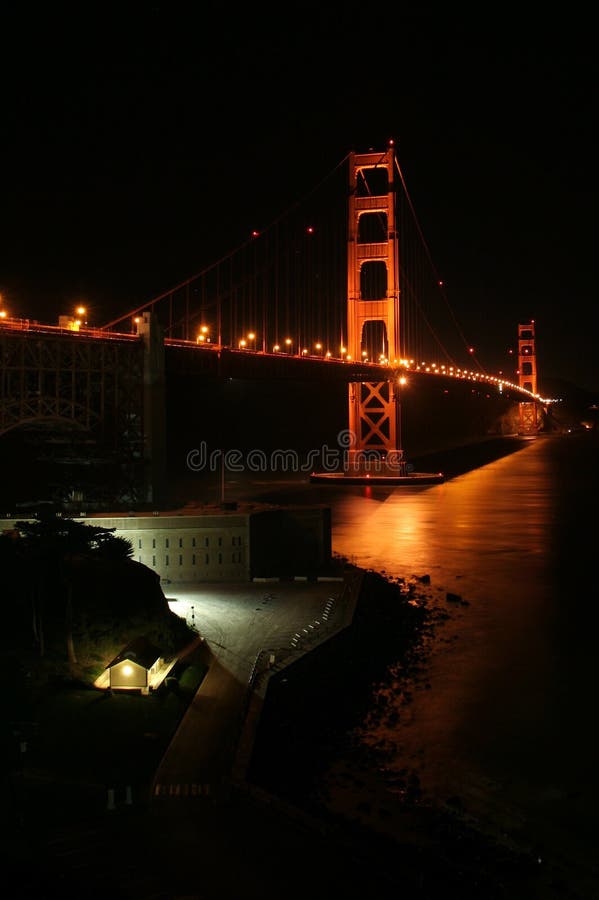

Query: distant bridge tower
346 147 401 467
517 320 539 434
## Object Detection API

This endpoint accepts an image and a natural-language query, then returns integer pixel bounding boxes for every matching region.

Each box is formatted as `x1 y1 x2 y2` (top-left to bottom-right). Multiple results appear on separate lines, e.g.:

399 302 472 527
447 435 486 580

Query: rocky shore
247 567 592 899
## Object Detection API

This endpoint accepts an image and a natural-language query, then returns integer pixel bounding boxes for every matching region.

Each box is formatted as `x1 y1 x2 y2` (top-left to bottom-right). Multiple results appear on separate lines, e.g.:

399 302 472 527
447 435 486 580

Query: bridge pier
138 312 166 505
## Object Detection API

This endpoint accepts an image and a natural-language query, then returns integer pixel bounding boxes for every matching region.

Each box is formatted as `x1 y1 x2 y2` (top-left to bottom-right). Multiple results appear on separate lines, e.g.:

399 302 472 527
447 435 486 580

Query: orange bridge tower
346 147 401 469
517 320 539 434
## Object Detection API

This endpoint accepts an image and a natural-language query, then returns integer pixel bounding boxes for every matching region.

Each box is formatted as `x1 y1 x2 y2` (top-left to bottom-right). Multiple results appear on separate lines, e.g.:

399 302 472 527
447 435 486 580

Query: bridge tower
517 320 539 434
346 147 401 469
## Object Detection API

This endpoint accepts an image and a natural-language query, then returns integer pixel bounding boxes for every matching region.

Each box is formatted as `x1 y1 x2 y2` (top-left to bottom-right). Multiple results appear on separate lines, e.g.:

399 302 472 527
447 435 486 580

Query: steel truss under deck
0 330 145 504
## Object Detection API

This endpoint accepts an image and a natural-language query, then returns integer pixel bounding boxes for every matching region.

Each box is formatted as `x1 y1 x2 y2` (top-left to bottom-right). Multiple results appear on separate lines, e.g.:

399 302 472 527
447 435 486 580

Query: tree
13 511 131 672
90 534 134 561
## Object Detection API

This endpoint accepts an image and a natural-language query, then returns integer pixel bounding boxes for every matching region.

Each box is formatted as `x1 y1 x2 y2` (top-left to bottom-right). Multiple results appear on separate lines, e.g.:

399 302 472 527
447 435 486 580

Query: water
216 432 599 888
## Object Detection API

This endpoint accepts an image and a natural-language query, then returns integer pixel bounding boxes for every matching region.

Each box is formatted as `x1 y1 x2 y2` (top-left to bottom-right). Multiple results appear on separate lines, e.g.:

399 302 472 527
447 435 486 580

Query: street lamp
397 375 407 460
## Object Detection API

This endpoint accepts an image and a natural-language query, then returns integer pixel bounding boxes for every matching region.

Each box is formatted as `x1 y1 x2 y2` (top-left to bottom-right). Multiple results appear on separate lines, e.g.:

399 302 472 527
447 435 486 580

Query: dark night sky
1 6 597 391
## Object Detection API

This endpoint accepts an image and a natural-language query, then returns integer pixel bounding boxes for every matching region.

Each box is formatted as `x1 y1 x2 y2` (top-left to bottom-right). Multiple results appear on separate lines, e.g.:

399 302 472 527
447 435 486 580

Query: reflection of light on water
333 450 553 579
238 437 599 883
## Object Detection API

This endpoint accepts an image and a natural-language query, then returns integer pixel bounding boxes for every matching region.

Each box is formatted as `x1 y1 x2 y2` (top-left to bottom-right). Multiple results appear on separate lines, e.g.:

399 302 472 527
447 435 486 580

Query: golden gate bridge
0 144 550 503
101 142 546 473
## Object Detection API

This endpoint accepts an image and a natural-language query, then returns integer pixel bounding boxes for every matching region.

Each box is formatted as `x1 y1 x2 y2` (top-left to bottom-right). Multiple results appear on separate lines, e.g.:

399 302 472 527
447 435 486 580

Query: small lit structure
106 636 163 694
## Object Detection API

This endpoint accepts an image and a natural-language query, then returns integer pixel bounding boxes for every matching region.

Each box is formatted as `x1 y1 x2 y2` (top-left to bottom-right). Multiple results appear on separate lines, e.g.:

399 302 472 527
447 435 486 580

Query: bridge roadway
165 340 530 399
1 317 533 397
167 339 396 382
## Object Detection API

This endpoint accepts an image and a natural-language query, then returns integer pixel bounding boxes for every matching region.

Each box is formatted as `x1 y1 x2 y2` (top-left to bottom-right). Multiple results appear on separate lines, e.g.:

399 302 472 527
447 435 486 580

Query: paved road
152 578 353 798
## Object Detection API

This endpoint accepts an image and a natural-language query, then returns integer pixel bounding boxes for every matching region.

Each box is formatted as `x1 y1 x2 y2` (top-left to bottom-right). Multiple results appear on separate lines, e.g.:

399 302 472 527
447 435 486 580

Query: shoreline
246 565 595 899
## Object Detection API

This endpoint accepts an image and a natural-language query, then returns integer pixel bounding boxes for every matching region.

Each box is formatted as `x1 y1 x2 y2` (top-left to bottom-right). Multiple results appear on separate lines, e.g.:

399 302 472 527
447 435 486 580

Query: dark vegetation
0 509 193 694
0 509 200 825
